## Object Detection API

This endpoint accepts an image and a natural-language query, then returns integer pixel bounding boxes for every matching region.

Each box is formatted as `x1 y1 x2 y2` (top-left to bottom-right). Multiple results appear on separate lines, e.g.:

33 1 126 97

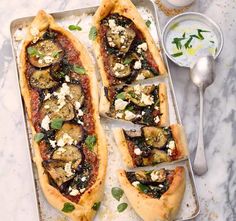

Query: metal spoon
190 55 215 176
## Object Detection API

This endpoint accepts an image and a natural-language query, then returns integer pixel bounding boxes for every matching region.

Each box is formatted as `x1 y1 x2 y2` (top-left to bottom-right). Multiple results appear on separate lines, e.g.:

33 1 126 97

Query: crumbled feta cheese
150 171 160 181
168 140 175 149
57 133 74 147
115 99 128 110
77 119 84 125
134 148 142 155
69 188 79 196
77 109 84 117
136 73 145 80
167 149 173 156
80 188 86 193
75 101 81 110
108 19 116 28
81 176 87 182
49 139 57 148
140 93 154 105
141 111 146 116
116 112 123 119
43 55 53 64
113 63 125 71
159 184 164 188
134 60 142 70
65 75 70 82
53 83 72 111
124 110 136 120
132 181 140 188
154 115 160 124
30 26 39 36
137 42 148 53
41 115 50 131
44 93 51 100
154 106 159 110
44 105 50 109
133 85 143 95
64 162 74 177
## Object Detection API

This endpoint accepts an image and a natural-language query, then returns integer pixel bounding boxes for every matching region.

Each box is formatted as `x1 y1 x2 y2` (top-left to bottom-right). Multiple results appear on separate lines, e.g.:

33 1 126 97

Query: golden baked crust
159 83 169 127
92 0 167 87
113 124 188 168
19 10 107 221
118 167 186 221
112 128 135 168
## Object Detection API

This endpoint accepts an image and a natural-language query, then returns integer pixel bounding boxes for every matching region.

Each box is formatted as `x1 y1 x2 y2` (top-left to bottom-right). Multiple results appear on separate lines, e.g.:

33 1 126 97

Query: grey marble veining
0 0 235 221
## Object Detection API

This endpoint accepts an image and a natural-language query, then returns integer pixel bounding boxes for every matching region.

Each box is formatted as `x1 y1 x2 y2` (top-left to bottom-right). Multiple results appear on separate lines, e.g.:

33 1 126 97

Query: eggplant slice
110 55 131 78
55 123 84 144
106 27 135 54
43 160 75 187
40 98 75 121
30 68 58 89
52 145 82 170
27 39 63 68
142 127 167 148
151 149 170 164
67 83 85 106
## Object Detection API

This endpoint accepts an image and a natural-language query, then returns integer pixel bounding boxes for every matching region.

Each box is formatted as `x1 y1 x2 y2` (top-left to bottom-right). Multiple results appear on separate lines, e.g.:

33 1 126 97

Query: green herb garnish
73 65 86 74
210 40 215 43
52 50 61 58
92 202 101 211
170 22 179 30
117 203 128 213
68 24 82 31
184 37 193 49
123 57 132 65
62 202 75 213
27 47 44 58
126 105 134 111
145 20 151 28
89 26 97 40
171 37 185 50
111 187 124 201
85 135 97 151
34 133 44 142
171 52 183 57
137 183 149 193
197 29 210 40
116 92 126 100
51 118 63 130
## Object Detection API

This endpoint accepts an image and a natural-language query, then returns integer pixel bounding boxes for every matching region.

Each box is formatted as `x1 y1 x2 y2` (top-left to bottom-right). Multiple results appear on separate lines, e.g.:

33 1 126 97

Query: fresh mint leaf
145 20 151 28
34 133 44 142
51 118 63 130
117 203 128 212
68 24 82 31
92 202 101 211
89 26 97 40
62 202 75 213
111 187 124 201
85 135 97 151
116 92 126 100
73 65 86 74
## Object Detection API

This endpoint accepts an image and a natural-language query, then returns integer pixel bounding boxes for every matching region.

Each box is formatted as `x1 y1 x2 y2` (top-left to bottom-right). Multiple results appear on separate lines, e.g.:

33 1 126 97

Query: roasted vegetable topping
30 68 58 89
142 127 167 148
27 39 63 68
126 169 171 198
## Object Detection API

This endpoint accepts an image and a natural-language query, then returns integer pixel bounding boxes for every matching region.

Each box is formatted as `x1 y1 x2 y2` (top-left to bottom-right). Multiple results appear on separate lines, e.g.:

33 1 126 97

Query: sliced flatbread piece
118 167 186 221
92 0 167 86
113 124 188 168
100 83 169 126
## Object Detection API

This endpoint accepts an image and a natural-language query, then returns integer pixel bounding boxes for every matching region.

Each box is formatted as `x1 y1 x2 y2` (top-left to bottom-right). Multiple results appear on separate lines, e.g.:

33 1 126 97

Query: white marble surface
0 0 235 221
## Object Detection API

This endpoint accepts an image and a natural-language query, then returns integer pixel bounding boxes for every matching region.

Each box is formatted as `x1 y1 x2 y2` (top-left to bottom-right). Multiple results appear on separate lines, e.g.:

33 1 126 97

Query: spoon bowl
190 55 215 176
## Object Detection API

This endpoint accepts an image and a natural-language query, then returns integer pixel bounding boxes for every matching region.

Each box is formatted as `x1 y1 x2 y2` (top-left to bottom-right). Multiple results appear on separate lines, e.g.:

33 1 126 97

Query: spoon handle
193 87 208 176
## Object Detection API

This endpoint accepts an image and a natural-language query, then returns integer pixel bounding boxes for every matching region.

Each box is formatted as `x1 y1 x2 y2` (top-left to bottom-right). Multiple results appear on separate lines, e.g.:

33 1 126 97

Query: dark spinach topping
126 169 171 199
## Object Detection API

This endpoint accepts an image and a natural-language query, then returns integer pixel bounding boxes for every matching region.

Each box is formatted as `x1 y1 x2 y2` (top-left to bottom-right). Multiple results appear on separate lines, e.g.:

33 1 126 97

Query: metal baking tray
10 0 200 220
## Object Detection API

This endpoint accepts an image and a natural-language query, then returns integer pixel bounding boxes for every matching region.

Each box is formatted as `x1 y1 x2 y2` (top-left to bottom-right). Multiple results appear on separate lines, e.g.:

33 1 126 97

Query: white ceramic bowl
162 12 224 67
166 0 195 7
